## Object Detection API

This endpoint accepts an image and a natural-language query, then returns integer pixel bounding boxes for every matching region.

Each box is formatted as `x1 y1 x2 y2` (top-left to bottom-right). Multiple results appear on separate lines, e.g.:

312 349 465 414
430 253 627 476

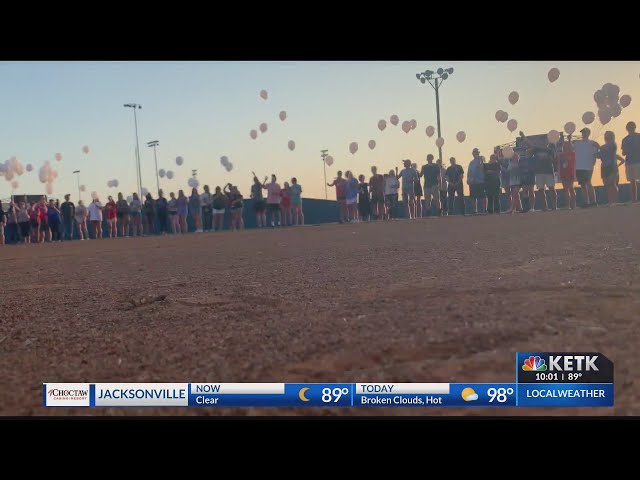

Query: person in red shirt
369 166 385 220
105 195 118 238
36 198 48 243
558 138 577 210
327 170 347 223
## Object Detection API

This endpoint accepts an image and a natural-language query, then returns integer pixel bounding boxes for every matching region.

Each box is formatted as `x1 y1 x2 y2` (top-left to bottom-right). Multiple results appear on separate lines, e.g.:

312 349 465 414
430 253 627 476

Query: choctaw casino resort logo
44 383 90 407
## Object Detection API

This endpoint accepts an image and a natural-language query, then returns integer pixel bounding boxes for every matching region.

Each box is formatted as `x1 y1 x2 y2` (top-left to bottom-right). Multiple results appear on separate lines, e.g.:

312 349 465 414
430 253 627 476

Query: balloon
611 103 622 118
410 119 417 130
0 162 5 173
401 121 411 134
79 185 86 192
368 140 376 150
547 130 561 144
425 125 435 137
45 183 53 195
548 67 560 82
325 155 334 166
113 179 119 188
15 161 24 175
55 153 62 161
507 119 518 132
603 83 619 98
502 146 514 159
378 119 387 131
107 180 113 188
564 122 576 135
11 180 18 189
166 171 174 180
582 112 596 125
456 131 466 143
349 142 358 155
188 177 199 188
226 163 234 172
91 191 98 199
250 129 258 140
508 91 519 105
260 89 268 100
598 109 612 125
593 89 606 105
500 111 509 122
5 170 14 181
390 115 399 126
259 122 268 133
220 156 229 166
126 196 133 203
52 169 58 179
158 168 166 178
175 156 184 166
26 163 33 172
435 137 445 148
495 110 504 122
288 140 296 151
141 187 149 197
279 110 287 121
620 94 632 108
82 145 90 154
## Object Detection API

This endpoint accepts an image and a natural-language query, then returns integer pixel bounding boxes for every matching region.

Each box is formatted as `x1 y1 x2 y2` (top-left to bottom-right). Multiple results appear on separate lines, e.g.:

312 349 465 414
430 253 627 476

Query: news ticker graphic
43 352 614 408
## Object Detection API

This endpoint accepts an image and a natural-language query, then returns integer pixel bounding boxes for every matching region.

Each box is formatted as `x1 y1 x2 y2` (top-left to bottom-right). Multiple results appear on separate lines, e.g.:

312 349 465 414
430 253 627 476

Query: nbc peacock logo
522 355 547 371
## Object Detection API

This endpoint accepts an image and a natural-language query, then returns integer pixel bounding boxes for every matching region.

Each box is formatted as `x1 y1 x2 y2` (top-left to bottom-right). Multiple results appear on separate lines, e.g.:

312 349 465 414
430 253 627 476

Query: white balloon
547 130 561 145
325 155 334 166
259 122 268 133
188 177 199 188
368 140 376 150
425 125 435 137
288 140 296 151
508 91 519 105
620 94 632 108
158 168 166 178
15 161 24 175
11 180 18 190
175 156 184 166
45 183 53 195
548 67 560 83
456 131 466 143
5 170 14 181
250 129 258 140
582 111 595 125
79 185 86 192
279 110 287 121
410 119 417 130
390 115 399 126
502 146 515 159
495 110 504 122
113 179 119 188
378 119 387 131
220 156 229 167
91 191 98 199
166 171 174 180
349 142 359 155
26 163 33 172
401 121 411 134
126 195 133 203
55 153 62 161
564 122 576 135
507 119 518 132
260 89 268 100
435 137 445 148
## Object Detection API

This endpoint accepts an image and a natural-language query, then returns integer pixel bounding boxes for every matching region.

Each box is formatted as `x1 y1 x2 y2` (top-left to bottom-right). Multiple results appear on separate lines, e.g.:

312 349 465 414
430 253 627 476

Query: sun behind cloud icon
461 388 479 402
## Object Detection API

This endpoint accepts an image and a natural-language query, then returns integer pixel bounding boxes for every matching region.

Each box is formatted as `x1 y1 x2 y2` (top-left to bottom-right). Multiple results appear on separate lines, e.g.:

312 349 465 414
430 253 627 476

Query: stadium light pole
321 149 329 199
416 67 455 163
147 140 160 194
124 103 143 198
73 170 81 201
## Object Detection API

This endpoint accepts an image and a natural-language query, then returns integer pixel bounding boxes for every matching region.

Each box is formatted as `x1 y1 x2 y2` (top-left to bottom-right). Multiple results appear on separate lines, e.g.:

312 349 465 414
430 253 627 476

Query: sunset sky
1 61 638 201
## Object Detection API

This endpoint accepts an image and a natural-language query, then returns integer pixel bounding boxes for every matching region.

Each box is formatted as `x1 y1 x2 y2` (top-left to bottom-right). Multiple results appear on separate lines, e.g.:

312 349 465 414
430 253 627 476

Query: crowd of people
324 121 640 222
0 173 304 245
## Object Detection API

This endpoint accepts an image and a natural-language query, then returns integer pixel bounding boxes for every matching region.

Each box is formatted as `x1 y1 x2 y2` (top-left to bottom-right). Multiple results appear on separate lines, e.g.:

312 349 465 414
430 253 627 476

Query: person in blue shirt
396 159 418 219
622 121 640 203
597 131 625 205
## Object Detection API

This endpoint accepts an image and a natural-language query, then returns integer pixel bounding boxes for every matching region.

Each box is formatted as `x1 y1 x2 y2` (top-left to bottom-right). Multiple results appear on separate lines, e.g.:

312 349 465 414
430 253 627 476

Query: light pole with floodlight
147 140 160 194
73 170 81 201
124 103 143 198
321 150 329 199
416 67 454 163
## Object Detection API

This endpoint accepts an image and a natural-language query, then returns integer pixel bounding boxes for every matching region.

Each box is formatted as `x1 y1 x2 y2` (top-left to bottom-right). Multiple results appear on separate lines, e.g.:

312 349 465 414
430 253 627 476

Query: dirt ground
1 205 638 416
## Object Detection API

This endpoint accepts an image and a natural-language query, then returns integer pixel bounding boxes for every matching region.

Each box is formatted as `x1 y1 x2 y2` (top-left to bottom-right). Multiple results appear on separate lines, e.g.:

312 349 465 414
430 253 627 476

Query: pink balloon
507 119 518 132
259 123 268 133
425 126 435 137
54 153 62 161
410 119 417 130
250 129 258 140
390 115 399 126
377 119 387 131
401 121 411 134
435 137 445 148
368 140 376 150
279 110 287 121
260 89 268 100
349 142 358 155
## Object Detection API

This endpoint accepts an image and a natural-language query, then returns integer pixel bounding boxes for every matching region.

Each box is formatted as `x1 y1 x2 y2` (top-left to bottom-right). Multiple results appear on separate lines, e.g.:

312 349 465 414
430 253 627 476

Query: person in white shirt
200 185 213 232
88 198 104 239
573 127 599 207
384 170 400 219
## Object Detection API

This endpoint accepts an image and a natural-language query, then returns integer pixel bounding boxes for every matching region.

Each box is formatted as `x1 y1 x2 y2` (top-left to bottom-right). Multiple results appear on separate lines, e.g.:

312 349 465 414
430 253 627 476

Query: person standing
396 160 418 219
5 201 19 244
176 190 189 233
200 185 213 232
143 193 156 236
36 198 48 243
104 195 117 238
467 148 487 214
225 183 244 230
369 166 385 220
189 187 202 233
621 121 640 203
446 157 465 215
116 193 130 237
74 200 89 240
290 177 304 226
60 194 75 241
420 154 441 216
88 197 103 239
519 148 537 212
327 171 347 223
384 170 399 219
357 174 370 222
507 153 523 214
530 144 558 211
0 200 5 246
211 186 227 231
280 181 292 226
129 193 143 237
168 192 179 233
573 127 599 207
263 174 282 227
412 163 424 218
597 131 625 205
484 154 502 214
251 173 267 228
344 171 359 222
437 159 448 216
47 199 62 242
499 152 511 212
558 138 577 210
156 189 169 235
17 201 31 244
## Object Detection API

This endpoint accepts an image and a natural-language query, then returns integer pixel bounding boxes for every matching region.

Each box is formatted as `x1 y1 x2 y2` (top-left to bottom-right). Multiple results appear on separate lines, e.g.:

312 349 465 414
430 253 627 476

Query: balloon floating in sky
401 121 411 134
175 156 184 166
259 122 268 133
410 119 417 130
250 129 258 140
288 140 296 151
126 195 133 203
368 140 376 150
508 91 519 105
91 191 98 199
390 115 399 126
45 183 53 195
620 94 632 108
188 177 199 189
55 153 62 162
548 67 560 83
456 131 466 143
507 118 518 132
425 125 435 137
107 180 113 188
378 119 387 131
279 110 287 122
26 163 33 172
564 122 576 135
260 89 268 100
547 130 561 145
158 168 166 178
225 162 234 172
582 111 595 125
79 184 86 192
166 170 174 180
220 156 229 167
325 155 334 166
349 142 358 155
435 137 445 148
82 145 90 154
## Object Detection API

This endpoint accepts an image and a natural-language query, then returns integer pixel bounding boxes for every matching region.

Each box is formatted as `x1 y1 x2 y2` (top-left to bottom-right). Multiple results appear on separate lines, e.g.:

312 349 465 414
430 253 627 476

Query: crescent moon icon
298 387 310 402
